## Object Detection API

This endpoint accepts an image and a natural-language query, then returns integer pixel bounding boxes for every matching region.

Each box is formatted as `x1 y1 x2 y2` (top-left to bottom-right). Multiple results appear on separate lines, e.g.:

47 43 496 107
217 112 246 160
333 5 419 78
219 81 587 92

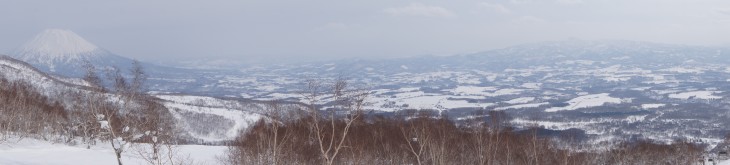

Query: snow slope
156 95 268 142
0 138 225 165
1 55 264 143
0 55 89 97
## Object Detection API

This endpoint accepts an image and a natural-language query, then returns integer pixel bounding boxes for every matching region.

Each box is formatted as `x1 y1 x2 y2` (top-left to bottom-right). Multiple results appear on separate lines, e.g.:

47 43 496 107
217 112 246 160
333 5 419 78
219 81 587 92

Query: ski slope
0 138 226 165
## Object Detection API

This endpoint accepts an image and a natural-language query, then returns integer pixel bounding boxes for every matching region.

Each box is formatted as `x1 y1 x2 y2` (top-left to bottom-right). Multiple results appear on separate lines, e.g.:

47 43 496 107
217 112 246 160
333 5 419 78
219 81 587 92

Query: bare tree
72 62 107 148
488 110 508 164
399 115 430 165
81 60 150 165
262 101 295 165
0 75 68 142
303 78 368 165
225 100 298 165
466 109 491 165
133 98 179 165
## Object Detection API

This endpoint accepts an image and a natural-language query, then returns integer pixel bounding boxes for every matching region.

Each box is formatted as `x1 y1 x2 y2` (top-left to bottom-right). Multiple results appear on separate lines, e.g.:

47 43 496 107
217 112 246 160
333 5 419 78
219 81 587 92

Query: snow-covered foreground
0 138 227 165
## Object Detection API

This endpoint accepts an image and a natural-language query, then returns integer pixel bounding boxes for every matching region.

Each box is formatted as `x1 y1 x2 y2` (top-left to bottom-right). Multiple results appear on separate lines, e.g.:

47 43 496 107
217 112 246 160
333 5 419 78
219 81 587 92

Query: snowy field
668 91 722 100
0 138 227 165
545 93 624 112
641 103 666 109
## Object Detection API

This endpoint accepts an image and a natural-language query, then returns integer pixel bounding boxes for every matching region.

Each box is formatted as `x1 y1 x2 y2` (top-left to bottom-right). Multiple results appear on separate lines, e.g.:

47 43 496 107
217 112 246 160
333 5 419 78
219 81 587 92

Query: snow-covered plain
641 103 666 109
367 92 491 111
448 86 497 96
504 97 535 104
668 91 722 100
545 93 623 112
495 102 549 111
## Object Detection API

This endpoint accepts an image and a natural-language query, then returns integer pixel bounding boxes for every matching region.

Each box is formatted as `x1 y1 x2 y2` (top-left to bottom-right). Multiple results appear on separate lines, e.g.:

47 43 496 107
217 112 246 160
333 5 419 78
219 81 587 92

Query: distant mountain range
456 40 729 68
160 40 730 78
292 40 730 75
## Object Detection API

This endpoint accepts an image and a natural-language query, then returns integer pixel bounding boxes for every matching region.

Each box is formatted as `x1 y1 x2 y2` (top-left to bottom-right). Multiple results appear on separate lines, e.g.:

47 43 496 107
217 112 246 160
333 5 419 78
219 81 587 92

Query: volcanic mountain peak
9 29 131 74
15 29 102 59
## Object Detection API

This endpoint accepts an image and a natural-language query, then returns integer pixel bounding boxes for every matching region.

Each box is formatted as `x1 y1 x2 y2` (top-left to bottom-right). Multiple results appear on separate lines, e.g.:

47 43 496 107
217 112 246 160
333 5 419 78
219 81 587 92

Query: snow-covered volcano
10 29 135 76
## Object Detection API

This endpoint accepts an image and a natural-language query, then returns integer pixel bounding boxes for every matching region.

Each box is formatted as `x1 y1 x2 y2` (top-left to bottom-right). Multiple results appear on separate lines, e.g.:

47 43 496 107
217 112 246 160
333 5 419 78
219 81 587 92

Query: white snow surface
641 104 666 109
368 93 491 111
504 97 535 104
660 67 705 73
0 138 225 165
447 87 524 97
545 93 623 112
668 91 722 100
367 89 494 111
520 83 542 89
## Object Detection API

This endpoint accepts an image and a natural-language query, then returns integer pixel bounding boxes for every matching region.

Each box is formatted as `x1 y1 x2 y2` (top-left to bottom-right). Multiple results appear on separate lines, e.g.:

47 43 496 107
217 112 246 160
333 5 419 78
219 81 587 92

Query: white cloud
714 8 730 24
556 0 583 4
478 2 511 14
319 22 349 30
383 3 456 18
718 8 730 15
509 0 537 4
514 15 547 24
510 0 582 5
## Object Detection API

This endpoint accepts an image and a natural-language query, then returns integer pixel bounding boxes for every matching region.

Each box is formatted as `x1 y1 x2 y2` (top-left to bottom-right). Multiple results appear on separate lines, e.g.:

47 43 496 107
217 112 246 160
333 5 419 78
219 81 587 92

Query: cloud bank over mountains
1 0 730 64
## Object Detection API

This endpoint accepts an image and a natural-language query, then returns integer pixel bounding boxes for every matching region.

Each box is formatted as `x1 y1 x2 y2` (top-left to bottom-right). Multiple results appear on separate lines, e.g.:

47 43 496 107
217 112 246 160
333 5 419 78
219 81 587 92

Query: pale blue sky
2 0 730 64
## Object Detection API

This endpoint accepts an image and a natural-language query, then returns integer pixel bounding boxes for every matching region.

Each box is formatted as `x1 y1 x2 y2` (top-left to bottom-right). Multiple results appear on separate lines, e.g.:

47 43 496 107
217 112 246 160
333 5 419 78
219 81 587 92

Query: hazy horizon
3 0 730 64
